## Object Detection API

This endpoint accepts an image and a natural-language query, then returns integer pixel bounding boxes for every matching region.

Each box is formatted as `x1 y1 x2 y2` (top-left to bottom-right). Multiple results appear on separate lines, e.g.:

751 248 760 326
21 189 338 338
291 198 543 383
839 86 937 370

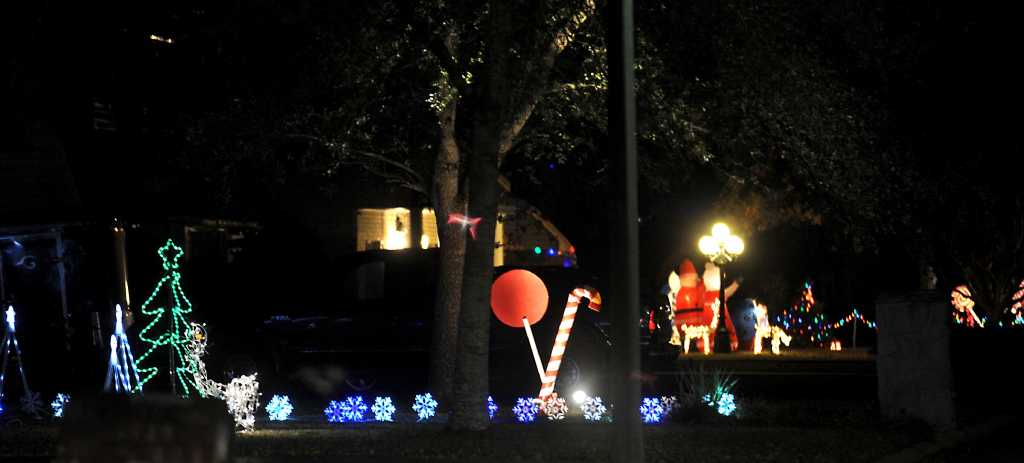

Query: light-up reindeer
753 301 791 355
187 323 259 430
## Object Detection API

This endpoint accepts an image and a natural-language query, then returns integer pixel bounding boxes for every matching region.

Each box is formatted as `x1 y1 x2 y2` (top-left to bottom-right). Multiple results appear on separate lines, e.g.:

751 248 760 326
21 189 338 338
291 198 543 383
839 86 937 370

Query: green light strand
135 239 203 398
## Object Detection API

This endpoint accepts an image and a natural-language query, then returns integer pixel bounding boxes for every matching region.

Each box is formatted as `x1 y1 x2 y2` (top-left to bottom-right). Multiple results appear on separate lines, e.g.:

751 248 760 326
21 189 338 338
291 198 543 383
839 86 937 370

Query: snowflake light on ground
581 396 607 421
487 396 498 419
372 396 396 422
324 400 345 423
716 393 737 416
412 393 438 421
265 395 293 421
704 392 737 416
640 397 665 423
51 393 70 418
512 397 539 423
660 396 678 418
339 396 369 422
541 395 567 421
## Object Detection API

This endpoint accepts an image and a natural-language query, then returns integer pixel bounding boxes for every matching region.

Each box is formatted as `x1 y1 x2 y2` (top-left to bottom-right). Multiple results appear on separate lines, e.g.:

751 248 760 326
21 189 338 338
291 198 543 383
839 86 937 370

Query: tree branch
283 133 428 196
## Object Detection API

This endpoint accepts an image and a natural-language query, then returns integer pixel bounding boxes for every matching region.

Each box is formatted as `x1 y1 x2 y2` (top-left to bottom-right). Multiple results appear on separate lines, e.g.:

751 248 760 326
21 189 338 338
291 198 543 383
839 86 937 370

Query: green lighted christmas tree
773 281 829 346
135 239 203 397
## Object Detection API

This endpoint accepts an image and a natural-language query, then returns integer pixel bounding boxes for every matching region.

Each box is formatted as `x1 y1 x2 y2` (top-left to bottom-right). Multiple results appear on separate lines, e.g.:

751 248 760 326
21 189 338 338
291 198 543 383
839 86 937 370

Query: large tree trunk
448 4 511 430
448 127 500 431
428 102 464 407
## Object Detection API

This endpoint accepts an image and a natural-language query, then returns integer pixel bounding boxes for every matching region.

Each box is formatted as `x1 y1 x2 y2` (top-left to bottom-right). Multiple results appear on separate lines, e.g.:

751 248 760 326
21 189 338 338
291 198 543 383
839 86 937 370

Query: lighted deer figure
187 323 259 431
753 301 791 355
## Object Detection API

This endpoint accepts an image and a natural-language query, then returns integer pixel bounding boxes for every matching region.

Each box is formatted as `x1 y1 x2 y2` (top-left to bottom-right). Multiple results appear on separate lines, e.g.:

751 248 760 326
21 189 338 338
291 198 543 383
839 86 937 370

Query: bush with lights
674 363 740 422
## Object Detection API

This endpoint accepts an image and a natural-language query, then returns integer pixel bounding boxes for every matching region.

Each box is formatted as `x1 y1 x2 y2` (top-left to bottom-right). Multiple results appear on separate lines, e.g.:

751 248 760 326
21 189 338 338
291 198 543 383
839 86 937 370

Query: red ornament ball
491 269 549 327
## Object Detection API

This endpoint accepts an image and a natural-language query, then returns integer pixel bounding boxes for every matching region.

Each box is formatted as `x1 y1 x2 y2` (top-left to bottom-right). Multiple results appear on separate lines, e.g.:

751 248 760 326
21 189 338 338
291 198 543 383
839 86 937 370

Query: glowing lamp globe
698 236 718 256
491 270 549 327
711 223 731 240
724 235 744 255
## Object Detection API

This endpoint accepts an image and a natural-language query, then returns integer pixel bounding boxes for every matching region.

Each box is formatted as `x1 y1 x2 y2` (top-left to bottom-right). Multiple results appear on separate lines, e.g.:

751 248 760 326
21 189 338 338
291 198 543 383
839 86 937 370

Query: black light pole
699 223 744 352
608 0 643 461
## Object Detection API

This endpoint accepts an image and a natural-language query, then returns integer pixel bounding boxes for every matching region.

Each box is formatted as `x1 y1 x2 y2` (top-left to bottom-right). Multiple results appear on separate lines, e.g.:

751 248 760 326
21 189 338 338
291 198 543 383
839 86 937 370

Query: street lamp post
699 223 744 352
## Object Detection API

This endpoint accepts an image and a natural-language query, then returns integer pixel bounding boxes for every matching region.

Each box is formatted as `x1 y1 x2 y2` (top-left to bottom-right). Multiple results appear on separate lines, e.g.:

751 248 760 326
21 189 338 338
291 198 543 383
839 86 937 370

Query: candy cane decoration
538 286 601 400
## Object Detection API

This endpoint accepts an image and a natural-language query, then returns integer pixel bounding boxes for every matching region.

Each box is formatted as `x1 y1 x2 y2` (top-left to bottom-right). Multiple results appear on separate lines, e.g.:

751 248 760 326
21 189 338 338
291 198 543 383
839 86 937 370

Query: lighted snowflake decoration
487 396 498 419
541 395 568 421
51 393 70 418
265 395 293 421
324 400 345 423
412 393 438 421
716 393 737 416
512 397 539 423
372 396 397 422
20 392 43 418
581 396 608 421
660 396 678 417
337 396 369 422
704 392 737 417
640 397 665 423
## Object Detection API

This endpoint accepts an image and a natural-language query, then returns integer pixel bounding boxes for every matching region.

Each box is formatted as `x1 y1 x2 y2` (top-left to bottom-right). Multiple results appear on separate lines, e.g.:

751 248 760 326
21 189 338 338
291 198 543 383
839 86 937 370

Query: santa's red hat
679 259 697 276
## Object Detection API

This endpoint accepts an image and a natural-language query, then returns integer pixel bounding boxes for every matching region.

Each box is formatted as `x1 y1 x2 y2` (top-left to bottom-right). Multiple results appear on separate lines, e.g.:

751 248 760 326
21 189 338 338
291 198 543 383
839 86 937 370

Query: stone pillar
876 291 955 431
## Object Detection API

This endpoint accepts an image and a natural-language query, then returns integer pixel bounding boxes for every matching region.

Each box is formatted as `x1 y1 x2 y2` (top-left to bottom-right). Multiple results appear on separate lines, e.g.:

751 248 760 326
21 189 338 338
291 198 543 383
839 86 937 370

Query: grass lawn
2 411 918 463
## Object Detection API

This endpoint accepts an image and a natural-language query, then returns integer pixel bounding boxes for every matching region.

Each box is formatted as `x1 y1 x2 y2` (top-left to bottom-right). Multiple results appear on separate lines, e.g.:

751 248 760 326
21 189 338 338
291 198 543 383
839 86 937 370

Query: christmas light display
581 396 607 421
104 304 142 394
324 400 345 423
266 395 293 421
830 340 842 351
412 393 438 421
136 239 202 396
446 213 482 239
1011 281 1024 326
703 392 737 417
187 323 260 431
951 285 986 327
774 282 828 345
0 305 42 417
538 286 602 400
770 326 792 355
771 282 879 346
491 270 550 383
660 396 678 417
640 397 665 424
680 324 711 355
513 397 539 423
338 396 369 422
487 396 498 419
51 393 69 418
541 394 568 421
372 396 396 422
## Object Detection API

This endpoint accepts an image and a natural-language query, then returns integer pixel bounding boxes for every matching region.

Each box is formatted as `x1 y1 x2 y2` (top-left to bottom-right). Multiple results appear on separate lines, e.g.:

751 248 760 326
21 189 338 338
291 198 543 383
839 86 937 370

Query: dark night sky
3 2 1022 316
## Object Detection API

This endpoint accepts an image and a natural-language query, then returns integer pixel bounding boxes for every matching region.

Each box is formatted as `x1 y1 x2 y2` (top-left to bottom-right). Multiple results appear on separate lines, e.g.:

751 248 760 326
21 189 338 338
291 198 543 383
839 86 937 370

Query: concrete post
877 291 955 431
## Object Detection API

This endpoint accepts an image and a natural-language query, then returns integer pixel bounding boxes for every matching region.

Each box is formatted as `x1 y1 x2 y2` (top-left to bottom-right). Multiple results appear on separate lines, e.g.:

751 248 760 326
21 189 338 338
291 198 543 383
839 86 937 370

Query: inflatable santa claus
673 259 706 343
702 262 740 351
